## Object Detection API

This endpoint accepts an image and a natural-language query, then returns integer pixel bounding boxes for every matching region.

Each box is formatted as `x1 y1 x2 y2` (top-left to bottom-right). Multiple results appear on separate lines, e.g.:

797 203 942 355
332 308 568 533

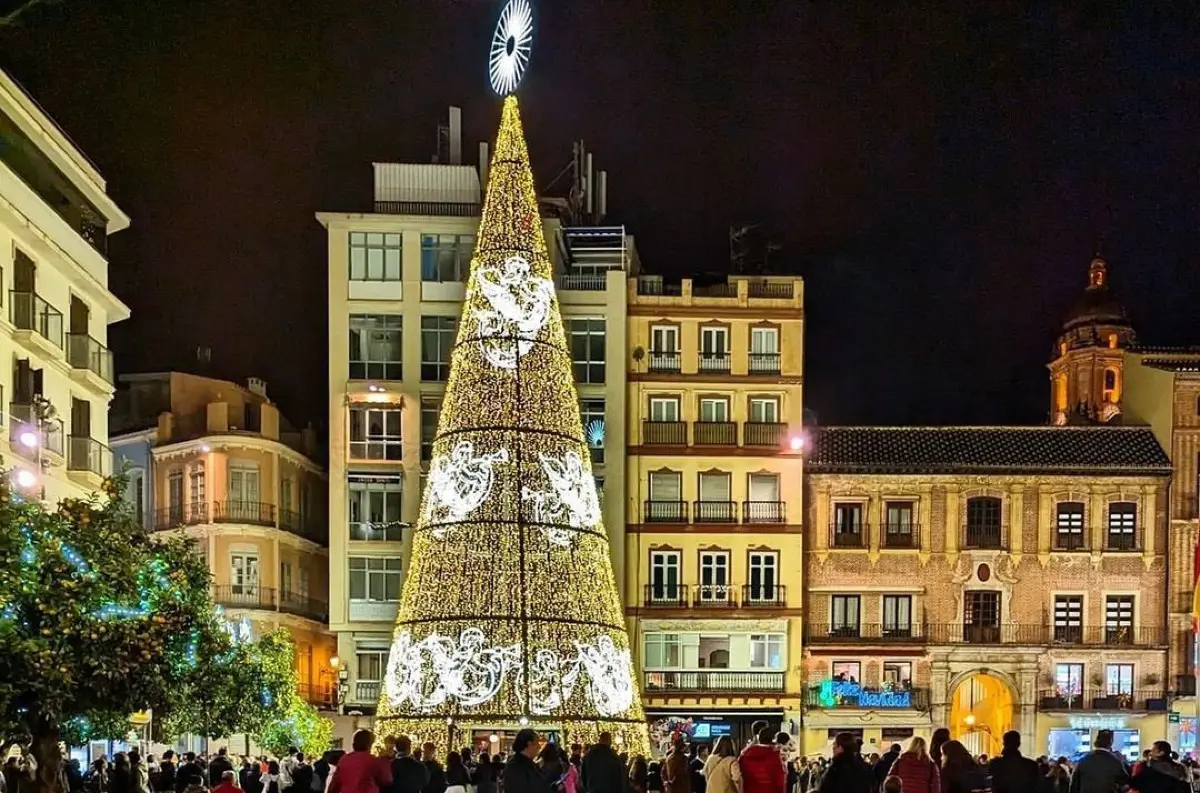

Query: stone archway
948 670 1017 757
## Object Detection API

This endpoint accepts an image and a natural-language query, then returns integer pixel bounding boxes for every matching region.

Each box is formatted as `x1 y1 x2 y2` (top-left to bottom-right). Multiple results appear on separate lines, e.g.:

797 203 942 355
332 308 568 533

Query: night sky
1 1 1197 430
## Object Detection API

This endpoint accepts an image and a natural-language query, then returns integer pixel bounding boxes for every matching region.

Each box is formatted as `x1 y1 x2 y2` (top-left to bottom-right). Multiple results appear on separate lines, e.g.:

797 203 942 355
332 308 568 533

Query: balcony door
649 397 680 423
697 470 731 522
698 551 730 603
964 590 1001 643
882 595 912 637
650 550 681 602
748 552 778 602
230 552 259 598
71 397 90 439
699 397 729 423
747 473 781 523
13 248 34 292
650 326 678 353
748 397 779 424
229 464 261 505
70 295 89 336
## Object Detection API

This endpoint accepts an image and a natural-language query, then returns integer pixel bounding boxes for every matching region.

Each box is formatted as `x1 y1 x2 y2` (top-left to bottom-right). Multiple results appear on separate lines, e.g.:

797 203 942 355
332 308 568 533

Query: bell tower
1048 255 1135 424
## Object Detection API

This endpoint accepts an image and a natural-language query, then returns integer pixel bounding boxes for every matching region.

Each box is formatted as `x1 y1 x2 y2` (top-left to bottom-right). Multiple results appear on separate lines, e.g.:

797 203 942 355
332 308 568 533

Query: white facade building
0 69 129 501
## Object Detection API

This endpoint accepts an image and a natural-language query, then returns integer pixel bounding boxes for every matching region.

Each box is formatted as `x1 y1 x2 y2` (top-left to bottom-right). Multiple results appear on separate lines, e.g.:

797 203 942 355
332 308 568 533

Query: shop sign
820 680 912 708
1068 716 1126 730
1170 711 1181 724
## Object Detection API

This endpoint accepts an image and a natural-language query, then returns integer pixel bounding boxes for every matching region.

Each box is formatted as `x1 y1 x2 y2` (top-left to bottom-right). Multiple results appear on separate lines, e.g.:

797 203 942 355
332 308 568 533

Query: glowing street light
14 469 37 489
789 435 805 451
18 429 38 449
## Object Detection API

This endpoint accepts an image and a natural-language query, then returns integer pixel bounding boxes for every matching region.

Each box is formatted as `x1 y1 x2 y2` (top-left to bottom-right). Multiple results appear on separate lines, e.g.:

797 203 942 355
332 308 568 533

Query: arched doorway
949 672 1015 757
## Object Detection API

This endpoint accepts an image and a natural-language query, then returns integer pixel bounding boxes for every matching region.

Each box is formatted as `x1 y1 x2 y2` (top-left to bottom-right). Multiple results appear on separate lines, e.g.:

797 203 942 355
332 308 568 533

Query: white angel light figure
385 628 520 711
473 254 555 369
425 441 510 536
575 636 635 717
521 451 601 545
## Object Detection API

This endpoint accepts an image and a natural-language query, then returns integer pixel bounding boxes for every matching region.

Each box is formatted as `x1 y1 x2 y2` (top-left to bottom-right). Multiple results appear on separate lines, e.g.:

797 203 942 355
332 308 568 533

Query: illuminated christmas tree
374 94 647 751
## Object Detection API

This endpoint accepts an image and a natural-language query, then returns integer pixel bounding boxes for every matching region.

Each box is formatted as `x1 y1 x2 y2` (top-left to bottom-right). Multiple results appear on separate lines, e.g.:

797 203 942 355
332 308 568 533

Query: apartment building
111 372 334 708
318 159 633 730
624 274 806 748
0 68 129 502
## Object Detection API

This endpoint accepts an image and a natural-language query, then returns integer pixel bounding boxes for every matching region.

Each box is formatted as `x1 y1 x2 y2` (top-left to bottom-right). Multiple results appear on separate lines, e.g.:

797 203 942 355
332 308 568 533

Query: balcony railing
805 685 929 710
67 435 111 477
214 500 277 526
744 501 786 523
830 523 867 549
279 508 327 544
963 524 1004 549
743 422 786 447
647 350 681 373
748 282 794 299
742 584 787 607
67 334 114 384
1037 689 1168 712
805 623 926 643
927 623 1048 644
213 584 277 610
637 279 682 296
296 682 334 708
644 500 688 523
748 353 782 374
10 291 64 349
279 591 329 622
694 585 737 606
644 671 786 693
643 420 687 445
693 421 736 445
555 273 607 291
154 502 210 530
644 583 688 608
1106 531 1140 551
1053 532 1088 552
354 682 382 703
694 500 736 523
882 523 920 549
698 354 731 374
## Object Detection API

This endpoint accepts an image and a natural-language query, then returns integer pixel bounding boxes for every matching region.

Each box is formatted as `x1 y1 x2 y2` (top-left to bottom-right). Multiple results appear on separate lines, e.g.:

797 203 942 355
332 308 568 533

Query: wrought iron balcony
153 501 210 530
694 584 737 606
555 273 607 291
67 334 114 384
279 591 329 622
742 584 787 607
647 350 681 373
743 422 786 447
642 420 687 445
67 435 111 477
644 671 785 693
748 353 782 374
643 583 688 608
748 282 794 299
744 501 785 523
213 500 277 526
354 682 381 703
804 622 926 643
1037 689 1168 712
693 500 736 523
830 523 867 549
693 421 736 445
882 523 920 549
927 623 1048 644
644 500 688 523
963 523 1004 549
10 291 63 349
213 584 277 610
698 353 731 374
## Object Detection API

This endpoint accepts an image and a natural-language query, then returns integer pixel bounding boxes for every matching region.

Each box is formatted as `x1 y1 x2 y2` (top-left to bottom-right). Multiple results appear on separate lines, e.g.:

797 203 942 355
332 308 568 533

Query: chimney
449 107 462 165
585 152 594 215
598 170 608 219
247 377 267 398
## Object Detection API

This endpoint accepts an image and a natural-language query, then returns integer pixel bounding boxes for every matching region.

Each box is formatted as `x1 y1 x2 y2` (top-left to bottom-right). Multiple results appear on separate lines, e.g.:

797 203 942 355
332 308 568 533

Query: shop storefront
647 710 785 755
1038 713 1168 763
800 683 933 756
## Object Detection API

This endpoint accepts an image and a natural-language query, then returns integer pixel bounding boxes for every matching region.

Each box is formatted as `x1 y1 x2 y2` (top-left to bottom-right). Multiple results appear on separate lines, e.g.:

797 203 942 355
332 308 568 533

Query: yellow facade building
111 372 335 708
623 275 806 748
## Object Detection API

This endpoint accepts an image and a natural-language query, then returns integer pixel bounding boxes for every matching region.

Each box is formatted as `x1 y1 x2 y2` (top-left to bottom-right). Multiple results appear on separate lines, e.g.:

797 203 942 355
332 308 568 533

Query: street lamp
329 656 349 715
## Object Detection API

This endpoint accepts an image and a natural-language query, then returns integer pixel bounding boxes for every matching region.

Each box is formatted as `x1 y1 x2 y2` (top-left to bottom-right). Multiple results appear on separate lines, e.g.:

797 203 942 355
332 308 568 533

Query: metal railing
555 273 607 291
805 685 929 710
643 583 688 607
882 523 920 548
748 282 794 299
279 508 327 544
643 420 687 445
743 422 786 446
693 282 738 298
213 584 277 610
927 623 1048 644
693 500 736 523
647 351 681 372
279 591 329 622
636 279 682 296
1037 689 1168 712
67 334 114 383
744 501 786 523
644 500 688 523
154 502 210 530
693 421 736 445
10 291 64 349
963 524 1004 549
805 623 926 642
830 523 867 548
1106 531 1140 551
67 435 111 477
748 353 782 374
214 500 277 526
1053 532 1088 551
297 682 334 707
644 671 785 693
742 584 787 607
354 682 381 703
698 354 731 373
694 585 737 606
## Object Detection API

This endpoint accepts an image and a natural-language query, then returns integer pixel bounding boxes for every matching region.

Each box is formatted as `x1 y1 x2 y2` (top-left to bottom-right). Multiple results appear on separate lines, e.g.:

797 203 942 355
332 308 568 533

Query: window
748 397 780 424
349 232 402 281
420 316 457 381
1055 663 1084 698
649 551 681 601
699 397 730 423
648 471 682 502
350 407 402 461
964 591 1001 643
1105 595 1134 643
127 470 145 527
349 315 402 380
356 647 388 684
832 502 864 548
420 398 441 462
1055 502 1086 550
831 594 861 636
568 319 606 383
580 399 605 464
280 561 293 595
883 662 912 688
420 233 474 282
228 463 260 503
965 496 1002 548
884 502 915 548
749 634 784 669
1103 368 1120 403
748 551 779 601
650 325 679 353
281 477 293 511
749 327 781 373
1105 663 1134 696
1107 502 1137 550
700 327 729 372
882 595 912 636
348 557 403 602
832 661 861 683
189 463 206 505
348 474 404 541
168 469 183 518
698 551 730 602
230 553 259 595
644 633 681 668
1054 595 1083 642
648 397 680 422
697 471 732 511
746 473 782 523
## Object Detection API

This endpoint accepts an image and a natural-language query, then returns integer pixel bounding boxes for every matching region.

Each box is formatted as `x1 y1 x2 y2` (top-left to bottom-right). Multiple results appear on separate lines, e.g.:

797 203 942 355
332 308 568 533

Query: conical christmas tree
375 96 648 751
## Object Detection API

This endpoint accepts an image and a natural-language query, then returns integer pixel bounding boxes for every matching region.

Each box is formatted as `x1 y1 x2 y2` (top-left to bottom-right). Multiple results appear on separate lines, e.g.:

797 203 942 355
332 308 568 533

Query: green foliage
254 697 333 759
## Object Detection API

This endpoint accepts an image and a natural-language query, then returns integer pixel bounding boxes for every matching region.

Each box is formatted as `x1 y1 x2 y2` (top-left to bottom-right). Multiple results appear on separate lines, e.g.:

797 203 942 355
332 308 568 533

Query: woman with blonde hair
701 737 742 793
887 736 939 793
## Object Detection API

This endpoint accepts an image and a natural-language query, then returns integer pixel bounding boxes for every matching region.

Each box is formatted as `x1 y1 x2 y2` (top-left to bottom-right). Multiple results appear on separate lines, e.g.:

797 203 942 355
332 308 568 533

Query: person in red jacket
887 736 940 793
330 730 393 793
739 728 785 793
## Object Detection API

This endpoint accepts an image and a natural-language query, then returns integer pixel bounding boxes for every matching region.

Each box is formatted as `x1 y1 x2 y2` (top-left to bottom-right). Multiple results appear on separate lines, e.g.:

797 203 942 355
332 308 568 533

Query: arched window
1054 373 1068 412
965 497 1002 549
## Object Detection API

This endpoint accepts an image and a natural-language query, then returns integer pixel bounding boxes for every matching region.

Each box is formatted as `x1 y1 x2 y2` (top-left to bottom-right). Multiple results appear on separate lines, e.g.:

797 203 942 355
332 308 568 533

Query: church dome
1062 256 1131 331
